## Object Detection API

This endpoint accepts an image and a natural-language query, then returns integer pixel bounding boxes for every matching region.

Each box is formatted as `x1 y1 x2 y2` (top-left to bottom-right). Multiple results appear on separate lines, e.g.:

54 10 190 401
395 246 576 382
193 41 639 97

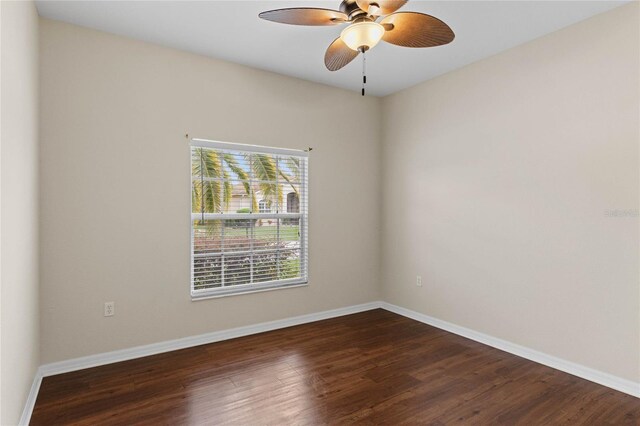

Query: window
190 139 308 298
287 192 299 213
258 200 270 213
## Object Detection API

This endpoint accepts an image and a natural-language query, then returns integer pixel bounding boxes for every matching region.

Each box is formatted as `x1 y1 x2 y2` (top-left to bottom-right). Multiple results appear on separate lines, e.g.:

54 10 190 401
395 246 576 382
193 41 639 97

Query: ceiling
35 0 629 97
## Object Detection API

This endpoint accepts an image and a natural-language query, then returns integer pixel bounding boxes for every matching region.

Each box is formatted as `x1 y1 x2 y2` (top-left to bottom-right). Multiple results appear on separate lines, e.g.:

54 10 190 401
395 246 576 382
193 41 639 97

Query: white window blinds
190 139 309 298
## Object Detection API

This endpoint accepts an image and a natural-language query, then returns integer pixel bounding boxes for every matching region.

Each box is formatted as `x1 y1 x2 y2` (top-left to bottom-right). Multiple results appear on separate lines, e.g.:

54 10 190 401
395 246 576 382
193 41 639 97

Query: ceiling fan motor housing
340 0 369 21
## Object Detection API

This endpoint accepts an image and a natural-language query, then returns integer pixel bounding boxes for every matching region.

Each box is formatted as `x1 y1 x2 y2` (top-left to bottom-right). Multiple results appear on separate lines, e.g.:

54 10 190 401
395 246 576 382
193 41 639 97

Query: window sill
191 281 308 301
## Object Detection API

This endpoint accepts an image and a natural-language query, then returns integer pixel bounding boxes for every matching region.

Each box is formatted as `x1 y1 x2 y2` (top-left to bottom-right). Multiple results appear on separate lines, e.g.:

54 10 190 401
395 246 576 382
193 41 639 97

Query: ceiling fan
259 0 455 95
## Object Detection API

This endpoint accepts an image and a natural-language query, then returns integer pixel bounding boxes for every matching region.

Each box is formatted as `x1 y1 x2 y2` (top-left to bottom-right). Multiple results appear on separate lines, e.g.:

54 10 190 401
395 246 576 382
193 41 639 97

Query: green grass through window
223 225 299 242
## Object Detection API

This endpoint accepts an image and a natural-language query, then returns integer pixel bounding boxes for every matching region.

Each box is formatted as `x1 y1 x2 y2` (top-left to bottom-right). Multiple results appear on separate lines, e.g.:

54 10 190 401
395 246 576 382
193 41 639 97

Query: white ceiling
35 0 629 96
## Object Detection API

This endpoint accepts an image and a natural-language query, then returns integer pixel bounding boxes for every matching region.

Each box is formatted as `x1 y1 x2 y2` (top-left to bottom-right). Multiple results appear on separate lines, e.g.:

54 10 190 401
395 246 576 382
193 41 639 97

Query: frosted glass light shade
340 21 385 51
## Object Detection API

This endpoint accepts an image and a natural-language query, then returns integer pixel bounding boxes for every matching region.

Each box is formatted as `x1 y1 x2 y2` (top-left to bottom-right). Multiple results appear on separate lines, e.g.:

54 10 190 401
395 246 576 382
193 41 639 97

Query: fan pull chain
362 49 367 96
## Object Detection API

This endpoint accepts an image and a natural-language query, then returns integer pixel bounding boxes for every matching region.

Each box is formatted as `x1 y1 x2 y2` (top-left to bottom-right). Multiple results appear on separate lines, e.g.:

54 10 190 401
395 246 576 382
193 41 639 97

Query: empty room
2 0 639 424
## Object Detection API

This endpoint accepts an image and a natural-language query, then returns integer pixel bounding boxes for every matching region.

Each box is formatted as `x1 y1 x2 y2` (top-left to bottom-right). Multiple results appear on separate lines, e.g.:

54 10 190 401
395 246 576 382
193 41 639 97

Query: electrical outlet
416 275 422 287
104 301 115 317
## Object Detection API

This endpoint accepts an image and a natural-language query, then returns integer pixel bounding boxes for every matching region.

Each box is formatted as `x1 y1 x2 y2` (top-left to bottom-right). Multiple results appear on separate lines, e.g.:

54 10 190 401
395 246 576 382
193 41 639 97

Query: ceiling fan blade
381 12 454 48
355 0 408 16
259 8 347 26
324 37 359 71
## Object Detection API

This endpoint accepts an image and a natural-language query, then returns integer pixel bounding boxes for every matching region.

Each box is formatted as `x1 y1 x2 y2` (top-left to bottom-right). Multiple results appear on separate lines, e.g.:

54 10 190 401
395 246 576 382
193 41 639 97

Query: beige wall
38 1 639 388
39 19 382 363
381 3 639 382
1 1 40 424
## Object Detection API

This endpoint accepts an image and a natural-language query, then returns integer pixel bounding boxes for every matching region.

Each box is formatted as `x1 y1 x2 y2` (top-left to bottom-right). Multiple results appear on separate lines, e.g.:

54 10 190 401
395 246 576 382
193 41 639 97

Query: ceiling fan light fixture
340 21 385 51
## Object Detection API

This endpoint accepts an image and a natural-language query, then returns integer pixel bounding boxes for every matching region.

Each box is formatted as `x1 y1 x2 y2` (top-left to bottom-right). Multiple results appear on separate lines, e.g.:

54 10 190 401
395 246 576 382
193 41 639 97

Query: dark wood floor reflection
31 309 639 425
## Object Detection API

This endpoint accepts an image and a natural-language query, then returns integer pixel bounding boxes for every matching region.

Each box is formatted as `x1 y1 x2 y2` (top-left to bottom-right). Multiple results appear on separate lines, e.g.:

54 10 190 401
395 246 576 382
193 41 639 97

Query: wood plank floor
31 309 640 425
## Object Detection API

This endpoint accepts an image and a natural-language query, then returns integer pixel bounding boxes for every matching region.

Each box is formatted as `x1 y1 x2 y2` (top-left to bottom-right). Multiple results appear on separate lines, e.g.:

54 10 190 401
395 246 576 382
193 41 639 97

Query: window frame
189 138 309 299
258 199 270 214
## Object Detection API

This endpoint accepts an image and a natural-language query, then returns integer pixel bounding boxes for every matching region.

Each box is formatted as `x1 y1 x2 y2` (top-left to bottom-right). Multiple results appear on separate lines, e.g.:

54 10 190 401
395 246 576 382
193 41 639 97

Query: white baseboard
19 370 43 426
39 301 382 377
22 299 639 424
380 302 640 398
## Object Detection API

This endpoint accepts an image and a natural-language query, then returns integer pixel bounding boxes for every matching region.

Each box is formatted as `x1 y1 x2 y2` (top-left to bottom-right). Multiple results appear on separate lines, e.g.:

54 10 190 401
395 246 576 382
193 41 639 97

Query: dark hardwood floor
31 309 640 425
